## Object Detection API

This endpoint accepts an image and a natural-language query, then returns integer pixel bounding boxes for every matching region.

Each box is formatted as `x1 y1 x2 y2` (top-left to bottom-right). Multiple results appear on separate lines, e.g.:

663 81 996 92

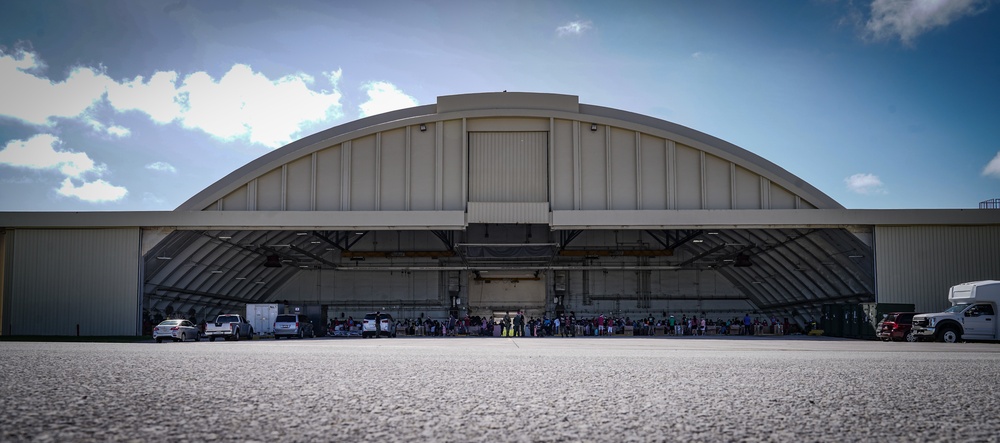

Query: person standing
511 311 521 337
374 311 382 338
743 313 752 336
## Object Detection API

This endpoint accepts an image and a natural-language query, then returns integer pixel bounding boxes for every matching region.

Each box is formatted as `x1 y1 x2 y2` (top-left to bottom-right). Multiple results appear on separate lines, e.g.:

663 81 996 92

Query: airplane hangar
1 92 998 336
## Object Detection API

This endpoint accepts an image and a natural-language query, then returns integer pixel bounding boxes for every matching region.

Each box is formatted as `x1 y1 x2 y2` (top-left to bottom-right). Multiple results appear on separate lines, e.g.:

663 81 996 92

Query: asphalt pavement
1 335 999 442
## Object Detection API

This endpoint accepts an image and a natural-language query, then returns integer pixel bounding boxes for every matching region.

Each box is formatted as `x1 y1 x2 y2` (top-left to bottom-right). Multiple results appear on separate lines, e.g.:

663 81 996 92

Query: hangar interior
2 92 997 336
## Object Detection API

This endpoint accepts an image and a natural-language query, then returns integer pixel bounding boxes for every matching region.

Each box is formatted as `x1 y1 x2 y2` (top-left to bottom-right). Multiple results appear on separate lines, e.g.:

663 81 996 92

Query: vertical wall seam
280 164 287 211
375 132 381 211
405 126 411 211
605 125 612 210
310 152 317 211
730 163 736 209
342 141 352 211
699 151 707 209
573 121 581 210
667 140 676 210
436 121 444 210
549 118 555 210
635 131 642 210
461 119 468 210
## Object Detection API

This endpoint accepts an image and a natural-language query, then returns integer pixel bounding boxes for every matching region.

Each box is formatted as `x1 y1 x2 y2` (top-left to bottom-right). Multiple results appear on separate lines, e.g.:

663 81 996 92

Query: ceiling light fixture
590 123 598 132
156 256 172 260
419 124 427 132
219 236 232 240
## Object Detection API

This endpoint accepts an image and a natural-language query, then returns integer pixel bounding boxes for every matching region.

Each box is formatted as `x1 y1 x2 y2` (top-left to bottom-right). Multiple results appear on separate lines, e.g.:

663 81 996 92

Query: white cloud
57 177 128 202
865 0 989 45
358 81 419 118
82 117 131 138
845 173 887 195
0 49 113 125
556 20 593 37
0 134 127 203
179 65 344 148
107 71 184 124
0 134 98 178
1 49 345 149
106 125 131 137
146 161 177 173
983 151 1000 178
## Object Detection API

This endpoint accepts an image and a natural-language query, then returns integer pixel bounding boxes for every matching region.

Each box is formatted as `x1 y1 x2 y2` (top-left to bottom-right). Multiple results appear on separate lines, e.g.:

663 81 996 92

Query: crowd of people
324 312 804 337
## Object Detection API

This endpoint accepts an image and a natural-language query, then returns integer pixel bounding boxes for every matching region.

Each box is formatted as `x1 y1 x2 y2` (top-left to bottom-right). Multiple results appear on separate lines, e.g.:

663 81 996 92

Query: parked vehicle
273 314 315 339
876 312 920 342
912 280 1000 343
152 319 201 343
246 303 280 336
362 313 396 338
204 314 254 341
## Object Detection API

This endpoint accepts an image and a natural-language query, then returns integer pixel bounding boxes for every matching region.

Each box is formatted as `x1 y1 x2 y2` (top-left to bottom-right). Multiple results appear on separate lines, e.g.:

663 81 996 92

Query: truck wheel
209 336 216 342
905 331 917 342
938 327 960 343
232 329 239 341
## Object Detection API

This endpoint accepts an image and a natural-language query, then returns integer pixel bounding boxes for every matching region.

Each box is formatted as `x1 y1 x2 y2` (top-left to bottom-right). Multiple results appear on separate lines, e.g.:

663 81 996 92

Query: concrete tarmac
1 336 999 442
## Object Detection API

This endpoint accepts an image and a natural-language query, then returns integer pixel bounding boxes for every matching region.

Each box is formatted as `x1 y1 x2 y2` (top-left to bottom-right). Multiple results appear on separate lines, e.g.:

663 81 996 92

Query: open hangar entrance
140 222 875 331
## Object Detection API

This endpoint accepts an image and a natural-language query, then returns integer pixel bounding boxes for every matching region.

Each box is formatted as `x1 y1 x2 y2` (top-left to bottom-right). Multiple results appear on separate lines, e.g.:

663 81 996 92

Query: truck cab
911 281 1000 343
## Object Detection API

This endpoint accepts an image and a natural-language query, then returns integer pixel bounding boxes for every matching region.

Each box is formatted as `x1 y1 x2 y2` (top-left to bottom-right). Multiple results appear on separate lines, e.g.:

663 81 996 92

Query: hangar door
469 132 548 203
467 273 547 319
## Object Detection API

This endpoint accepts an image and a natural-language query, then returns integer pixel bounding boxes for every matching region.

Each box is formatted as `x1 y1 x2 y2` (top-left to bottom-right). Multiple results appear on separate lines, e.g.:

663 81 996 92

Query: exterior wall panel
674 144 702 209
380 128 407 211
285 156 312 210
734 166 761 209
551 119 576 210
580 126 608 210
315 146 342 210
410 125 437 210
704 154 732 209
221 186 248 211
770 184 797 209
256 167 283 211
639 134 667 210
442 120 466 210
350 135 377 210
875 226 1000 312
5 229 140 335
609 128 637 210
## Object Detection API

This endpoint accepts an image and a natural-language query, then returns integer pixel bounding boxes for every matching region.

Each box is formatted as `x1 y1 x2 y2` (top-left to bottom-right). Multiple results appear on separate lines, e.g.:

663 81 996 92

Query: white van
911 280 1000 343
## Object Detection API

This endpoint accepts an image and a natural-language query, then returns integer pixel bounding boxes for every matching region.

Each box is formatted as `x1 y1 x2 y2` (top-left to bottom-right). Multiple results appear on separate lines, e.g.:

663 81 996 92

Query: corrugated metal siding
7 229 140 336
875 226 1000 313
467 202 549 224
469 132 548 202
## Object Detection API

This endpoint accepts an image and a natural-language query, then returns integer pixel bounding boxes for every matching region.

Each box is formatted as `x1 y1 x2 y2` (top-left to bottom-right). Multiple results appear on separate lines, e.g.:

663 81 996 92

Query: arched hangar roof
179 92 842 214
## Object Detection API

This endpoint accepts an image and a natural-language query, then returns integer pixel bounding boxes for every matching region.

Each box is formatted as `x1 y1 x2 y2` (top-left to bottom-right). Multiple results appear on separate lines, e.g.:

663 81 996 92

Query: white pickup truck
204 314 254 341
912 280 1000 343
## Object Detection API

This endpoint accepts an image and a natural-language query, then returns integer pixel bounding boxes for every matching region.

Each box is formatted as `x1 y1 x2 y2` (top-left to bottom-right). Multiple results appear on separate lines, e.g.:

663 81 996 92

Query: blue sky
1 0 998 211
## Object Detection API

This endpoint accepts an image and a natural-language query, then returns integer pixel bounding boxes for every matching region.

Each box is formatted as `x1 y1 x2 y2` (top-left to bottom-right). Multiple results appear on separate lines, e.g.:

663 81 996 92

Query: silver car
273 314 315 339
152 319 201 343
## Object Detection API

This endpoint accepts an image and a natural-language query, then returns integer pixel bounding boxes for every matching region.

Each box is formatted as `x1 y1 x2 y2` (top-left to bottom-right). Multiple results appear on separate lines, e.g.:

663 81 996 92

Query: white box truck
246 303 280 337
912 280 1000 343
